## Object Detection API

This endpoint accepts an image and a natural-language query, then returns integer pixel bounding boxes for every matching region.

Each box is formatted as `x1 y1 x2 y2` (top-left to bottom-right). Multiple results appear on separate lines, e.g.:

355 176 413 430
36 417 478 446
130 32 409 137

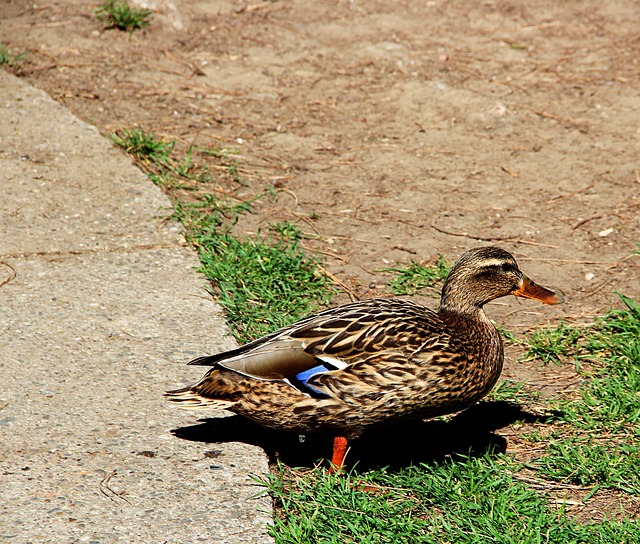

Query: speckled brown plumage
166 246 563 467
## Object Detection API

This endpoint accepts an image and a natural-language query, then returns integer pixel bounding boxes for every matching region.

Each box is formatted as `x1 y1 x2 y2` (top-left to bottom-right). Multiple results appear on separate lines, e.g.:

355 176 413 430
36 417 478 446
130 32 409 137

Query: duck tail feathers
164 385 236 409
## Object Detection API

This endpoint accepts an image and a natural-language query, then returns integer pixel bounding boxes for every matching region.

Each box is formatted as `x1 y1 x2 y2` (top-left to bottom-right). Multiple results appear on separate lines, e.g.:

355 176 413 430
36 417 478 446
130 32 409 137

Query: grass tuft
382 255 450 296
112 128 173 162
487 379 539 404
0 43 27 67
175 200 333 342
112 129 214 187
535 437 640 493
95 0 152 32
522 320 585 365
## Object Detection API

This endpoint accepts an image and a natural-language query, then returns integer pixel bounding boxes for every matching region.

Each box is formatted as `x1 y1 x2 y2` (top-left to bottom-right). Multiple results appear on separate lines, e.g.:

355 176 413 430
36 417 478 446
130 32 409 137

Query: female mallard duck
166 247 563 469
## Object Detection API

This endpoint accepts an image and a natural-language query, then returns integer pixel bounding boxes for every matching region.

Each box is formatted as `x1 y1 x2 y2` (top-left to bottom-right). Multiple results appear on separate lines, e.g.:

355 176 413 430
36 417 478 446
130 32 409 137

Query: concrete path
0 71 272 543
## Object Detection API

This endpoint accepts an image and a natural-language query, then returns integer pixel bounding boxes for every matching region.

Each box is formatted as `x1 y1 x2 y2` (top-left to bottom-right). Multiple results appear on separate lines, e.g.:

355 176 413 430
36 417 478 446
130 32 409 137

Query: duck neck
438 292 485 317
437 302 492 329
437 298 502 364
437 303 504 399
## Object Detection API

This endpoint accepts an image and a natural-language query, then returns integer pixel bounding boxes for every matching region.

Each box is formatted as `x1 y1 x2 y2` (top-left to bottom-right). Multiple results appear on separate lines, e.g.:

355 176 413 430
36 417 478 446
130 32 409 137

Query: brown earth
3 0 639 521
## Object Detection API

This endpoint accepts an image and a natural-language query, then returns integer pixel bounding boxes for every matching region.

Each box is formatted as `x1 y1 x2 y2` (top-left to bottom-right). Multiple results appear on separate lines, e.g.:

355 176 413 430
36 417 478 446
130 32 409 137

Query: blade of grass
380 255 450 296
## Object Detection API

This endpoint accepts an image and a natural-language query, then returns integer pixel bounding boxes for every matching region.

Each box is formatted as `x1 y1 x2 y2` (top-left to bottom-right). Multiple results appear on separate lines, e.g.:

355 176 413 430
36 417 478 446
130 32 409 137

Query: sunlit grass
381 255 450 296
263 454 640 543
95 0 152 32
522 321 585 365
176 204 334 342
529 295 640 494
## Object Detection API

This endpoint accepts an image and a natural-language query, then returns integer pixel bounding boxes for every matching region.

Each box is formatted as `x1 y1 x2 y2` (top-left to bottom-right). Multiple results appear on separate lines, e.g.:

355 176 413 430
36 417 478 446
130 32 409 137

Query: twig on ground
500 165 520 178
163 49 206 76
572 213 603 230
99 470 132 505
0 262 16 288
518 257 604 264
549 183 593 202
316 265 358 302
431 222 559 248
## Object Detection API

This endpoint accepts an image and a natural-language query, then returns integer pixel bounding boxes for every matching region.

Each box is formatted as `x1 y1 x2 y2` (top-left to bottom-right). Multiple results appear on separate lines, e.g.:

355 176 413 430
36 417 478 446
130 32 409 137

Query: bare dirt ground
3 0 640 522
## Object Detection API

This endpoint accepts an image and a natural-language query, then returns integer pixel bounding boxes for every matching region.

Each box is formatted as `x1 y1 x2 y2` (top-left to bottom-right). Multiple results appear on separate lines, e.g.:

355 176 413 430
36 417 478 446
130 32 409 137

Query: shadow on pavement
171 401 556 471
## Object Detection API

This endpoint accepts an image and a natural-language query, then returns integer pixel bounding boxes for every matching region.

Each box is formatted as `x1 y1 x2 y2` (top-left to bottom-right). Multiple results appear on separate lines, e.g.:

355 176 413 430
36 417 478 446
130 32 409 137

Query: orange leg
330 436 348 473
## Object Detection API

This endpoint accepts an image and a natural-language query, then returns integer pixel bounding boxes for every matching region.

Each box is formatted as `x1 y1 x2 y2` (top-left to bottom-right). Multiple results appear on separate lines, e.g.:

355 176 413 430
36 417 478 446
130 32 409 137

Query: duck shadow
171 401 556 471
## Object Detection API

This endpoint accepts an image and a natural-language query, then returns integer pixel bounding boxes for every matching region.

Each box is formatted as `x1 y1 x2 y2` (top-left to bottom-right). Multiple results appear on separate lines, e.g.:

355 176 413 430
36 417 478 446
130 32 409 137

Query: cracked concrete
0 70 273 544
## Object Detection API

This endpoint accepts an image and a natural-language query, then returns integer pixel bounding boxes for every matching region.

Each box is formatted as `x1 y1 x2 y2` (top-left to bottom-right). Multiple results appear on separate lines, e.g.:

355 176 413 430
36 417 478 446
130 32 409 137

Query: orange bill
513 276 564 305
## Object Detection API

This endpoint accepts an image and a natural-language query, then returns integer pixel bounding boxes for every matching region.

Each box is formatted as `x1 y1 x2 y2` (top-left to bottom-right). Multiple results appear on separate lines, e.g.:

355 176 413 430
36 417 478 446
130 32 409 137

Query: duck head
440 246 564 313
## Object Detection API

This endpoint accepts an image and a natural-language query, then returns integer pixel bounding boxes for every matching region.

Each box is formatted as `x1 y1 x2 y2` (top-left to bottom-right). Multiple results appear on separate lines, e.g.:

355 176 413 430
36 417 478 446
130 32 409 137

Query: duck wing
188 298 451 387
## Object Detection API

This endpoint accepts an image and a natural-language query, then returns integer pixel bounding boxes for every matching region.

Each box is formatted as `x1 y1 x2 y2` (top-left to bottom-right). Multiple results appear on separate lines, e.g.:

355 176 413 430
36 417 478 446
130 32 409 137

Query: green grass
487 379 539 404
112 129 216 187
535 437 640 493
381 255 450 296
112 128 173 163
522 321 585 365
528 295 640 494
95 0 152 32
264 455 639 543
175 201 334 342
0 43 27 67
112 128 179 188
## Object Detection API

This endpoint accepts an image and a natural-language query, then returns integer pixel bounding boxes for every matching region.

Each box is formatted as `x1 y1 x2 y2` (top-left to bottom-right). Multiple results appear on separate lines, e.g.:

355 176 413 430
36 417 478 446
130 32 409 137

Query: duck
166 246 563 469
